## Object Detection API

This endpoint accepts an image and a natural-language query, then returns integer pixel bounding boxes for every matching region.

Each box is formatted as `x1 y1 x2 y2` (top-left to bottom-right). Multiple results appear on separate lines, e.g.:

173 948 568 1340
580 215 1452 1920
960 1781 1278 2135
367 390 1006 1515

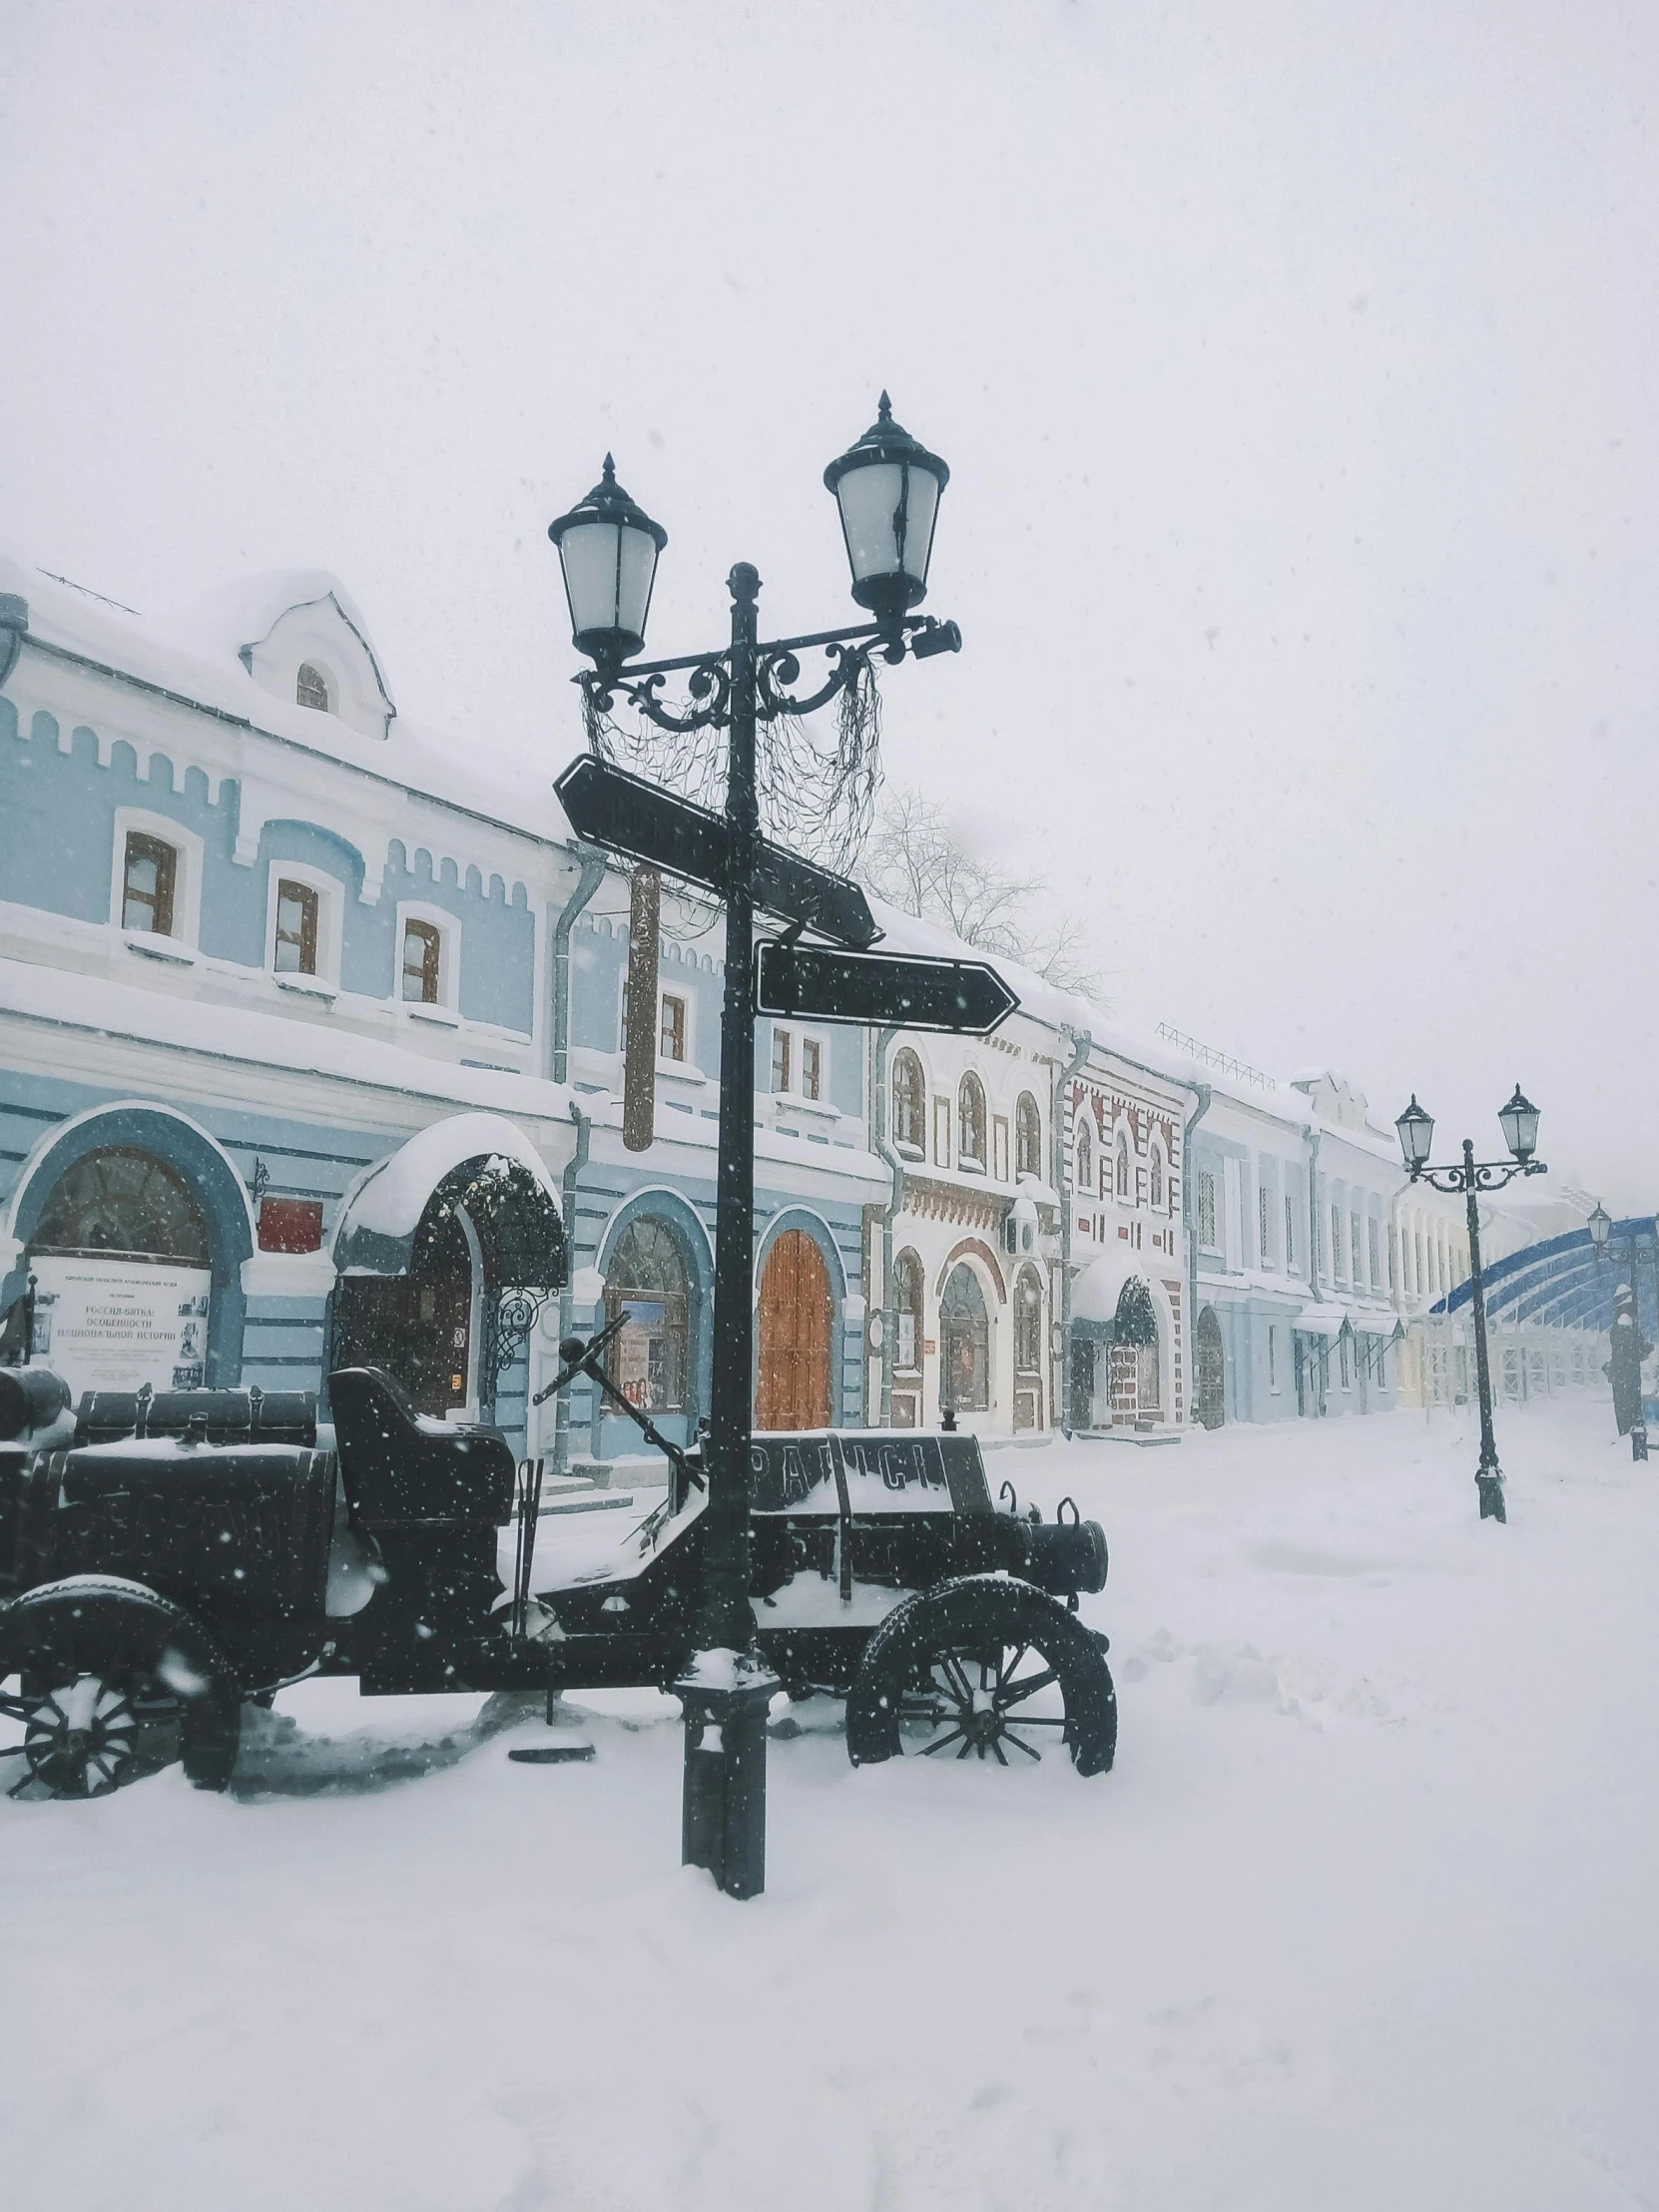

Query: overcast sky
3 2 1656 1204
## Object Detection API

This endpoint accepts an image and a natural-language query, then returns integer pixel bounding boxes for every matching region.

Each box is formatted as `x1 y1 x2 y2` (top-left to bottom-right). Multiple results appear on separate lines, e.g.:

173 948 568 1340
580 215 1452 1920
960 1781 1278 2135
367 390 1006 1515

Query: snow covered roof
0 540 576 852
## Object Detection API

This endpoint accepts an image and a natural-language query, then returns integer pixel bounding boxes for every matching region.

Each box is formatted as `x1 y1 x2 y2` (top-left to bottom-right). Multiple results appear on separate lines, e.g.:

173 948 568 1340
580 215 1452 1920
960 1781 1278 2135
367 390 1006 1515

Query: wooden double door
755 1229 831 1431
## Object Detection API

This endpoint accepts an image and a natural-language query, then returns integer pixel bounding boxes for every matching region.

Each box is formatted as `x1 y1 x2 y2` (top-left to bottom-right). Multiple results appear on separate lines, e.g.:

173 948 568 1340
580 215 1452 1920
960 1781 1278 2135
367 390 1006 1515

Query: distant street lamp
1587 1201 1651 1458
549 396 959 1898
1394 1087 1548 1521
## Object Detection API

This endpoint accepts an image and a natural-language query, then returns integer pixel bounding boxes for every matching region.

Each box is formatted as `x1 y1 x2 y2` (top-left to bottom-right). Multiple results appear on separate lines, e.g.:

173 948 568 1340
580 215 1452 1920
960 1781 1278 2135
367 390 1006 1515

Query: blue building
0 551 880 1468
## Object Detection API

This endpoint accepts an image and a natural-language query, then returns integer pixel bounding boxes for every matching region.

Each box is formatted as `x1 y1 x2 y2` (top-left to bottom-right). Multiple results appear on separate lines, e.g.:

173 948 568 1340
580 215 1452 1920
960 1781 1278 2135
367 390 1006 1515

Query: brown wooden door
756 1229 831 1430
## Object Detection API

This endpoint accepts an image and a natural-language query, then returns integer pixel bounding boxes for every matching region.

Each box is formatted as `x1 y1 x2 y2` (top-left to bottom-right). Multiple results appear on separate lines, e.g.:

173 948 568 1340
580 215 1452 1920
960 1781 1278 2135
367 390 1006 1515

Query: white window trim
266 859 344 991
110 807 205 954
395 899 460 1014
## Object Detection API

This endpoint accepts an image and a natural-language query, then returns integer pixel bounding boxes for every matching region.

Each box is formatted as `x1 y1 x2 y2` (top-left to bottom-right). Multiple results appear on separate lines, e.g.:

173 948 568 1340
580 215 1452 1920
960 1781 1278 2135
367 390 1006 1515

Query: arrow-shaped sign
554 755 879 949
756 939 1018 1036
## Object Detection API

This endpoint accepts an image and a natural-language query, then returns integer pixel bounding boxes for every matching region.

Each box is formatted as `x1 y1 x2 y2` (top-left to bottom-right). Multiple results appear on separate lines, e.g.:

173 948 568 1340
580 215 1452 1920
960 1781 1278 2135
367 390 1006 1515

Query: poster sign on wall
27 1258 213 1399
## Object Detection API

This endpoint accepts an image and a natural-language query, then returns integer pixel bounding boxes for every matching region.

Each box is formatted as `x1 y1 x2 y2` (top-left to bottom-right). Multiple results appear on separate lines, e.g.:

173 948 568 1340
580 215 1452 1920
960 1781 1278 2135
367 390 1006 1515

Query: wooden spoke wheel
0 1579 241 1802
3 1666 178 1800
846 1573 1116 1777
898 1639 1073 1765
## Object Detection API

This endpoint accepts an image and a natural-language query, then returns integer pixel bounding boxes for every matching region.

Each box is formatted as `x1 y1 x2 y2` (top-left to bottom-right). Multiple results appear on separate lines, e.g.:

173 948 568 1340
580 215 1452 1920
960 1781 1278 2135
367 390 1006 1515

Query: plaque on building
28 1257 213 1398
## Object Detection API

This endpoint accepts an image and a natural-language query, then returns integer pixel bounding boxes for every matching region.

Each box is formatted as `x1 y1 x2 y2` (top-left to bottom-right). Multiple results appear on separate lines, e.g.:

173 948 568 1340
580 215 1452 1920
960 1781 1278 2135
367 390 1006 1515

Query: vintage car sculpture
0 1332 1115 1801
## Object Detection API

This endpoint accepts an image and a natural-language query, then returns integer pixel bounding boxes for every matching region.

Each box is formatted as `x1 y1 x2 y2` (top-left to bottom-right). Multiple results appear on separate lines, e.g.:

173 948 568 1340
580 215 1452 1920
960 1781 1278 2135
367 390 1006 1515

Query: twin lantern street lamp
1394 1086 1546 1522
547 397 959 1899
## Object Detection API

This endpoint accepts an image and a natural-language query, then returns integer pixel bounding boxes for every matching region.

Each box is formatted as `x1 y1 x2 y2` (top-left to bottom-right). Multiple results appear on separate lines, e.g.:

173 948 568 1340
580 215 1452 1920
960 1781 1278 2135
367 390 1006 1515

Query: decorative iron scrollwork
483 1288 550 1382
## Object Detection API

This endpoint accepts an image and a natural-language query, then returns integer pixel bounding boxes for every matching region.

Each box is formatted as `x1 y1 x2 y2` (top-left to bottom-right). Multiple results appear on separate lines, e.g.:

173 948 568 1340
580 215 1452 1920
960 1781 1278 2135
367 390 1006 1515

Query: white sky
3 2 1656 1206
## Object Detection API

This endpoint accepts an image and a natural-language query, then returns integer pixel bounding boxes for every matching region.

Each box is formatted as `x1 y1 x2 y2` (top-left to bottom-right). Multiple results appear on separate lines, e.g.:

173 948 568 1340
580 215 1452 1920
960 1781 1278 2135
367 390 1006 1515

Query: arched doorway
940 1263 990 1415
757 1229 832 1430
24 1147 215 1398
1109 1274 1161 1423
1194 1305 1226 1428
333 1205 473 1418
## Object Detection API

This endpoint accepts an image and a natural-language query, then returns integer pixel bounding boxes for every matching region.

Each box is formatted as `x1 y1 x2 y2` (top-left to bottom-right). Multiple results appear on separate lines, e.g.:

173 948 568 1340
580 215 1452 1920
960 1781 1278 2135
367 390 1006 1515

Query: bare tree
860 785 1107 1000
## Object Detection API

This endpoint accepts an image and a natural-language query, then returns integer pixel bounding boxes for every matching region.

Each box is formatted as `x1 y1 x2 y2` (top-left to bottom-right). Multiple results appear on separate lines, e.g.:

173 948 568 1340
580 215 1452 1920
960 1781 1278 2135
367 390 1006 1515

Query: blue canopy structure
1432 1217 1656 1338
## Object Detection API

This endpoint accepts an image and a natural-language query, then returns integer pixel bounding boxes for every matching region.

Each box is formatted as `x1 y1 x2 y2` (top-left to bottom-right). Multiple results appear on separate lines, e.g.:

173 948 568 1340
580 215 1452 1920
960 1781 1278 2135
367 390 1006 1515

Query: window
1286 1194 1297 1271
771 1028 791 1093
1269 1324 1278 1390
1198 1170 1217 1250
604 1217 691 1412
122 831 177 935
958 1074 986 1167
1259 1185 1271 1265
1332 1204 1343 1280
1351 1213 1363 1291
940 1264 989 1410
1014 1266 1043 1372
33 1146 210 1264
1414 1230 1424 1294
401 918 441 1003
1150 1146 1164 1211
1340 1330 1351 1388
893 1248 923 1372
1116 1133 1131 1199
1015 1093 1041 1179
1369 1218 1382 1291
660 993 687 1062
1387 1223 1398 1291
295 662 330 712
801 1037 823 1102
891 1050 925 1151
274 879 319 975
1074 1116 1093 1195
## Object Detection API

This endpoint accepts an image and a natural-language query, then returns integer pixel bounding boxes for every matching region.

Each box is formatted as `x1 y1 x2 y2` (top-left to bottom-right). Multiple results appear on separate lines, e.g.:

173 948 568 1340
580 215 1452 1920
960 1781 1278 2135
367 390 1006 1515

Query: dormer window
296 662 331 712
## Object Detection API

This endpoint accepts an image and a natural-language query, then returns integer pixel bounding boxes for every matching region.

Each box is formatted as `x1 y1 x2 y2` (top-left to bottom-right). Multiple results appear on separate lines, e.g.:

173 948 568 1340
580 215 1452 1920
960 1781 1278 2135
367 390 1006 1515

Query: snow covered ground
4 1395 1657 2212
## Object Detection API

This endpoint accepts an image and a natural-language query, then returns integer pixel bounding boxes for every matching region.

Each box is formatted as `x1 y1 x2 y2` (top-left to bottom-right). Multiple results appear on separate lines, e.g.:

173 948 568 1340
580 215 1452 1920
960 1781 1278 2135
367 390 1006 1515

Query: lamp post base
1475 1467 1507 1522
1633 1422 1649 1464
677 1650 781 1901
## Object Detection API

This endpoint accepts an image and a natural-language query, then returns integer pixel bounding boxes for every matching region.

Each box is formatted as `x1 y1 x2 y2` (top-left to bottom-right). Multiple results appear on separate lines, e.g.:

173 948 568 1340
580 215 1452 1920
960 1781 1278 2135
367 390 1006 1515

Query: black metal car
0 1351 1115 1800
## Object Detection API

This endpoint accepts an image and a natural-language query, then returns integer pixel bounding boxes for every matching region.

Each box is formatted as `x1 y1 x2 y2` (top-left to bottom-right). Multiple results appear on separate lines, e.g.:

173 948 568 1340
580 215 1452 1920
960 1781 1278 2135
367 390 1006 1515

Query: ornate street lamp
1585 1199 1650 1457
1395 1086 1548 1521
547 456 668 673
549 397 960 1899
823 392 951 633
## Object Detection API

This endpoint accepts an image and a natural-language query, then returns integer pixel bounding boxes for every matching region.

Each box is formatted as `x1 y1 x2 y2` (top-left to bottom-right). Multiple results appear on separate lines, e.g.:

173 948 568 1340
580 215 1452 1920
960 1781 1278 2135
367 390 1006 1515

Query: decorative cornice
900 1173 1009 1234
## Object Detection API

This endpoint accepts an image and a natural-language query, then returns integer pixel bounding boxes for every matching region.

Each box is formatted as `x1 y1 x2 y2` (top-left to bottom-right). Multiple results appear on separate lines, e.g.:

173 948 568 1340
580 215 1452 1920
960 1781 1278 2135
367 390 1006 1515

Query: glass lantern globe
1395 1095 1434 1174
1497 1085 1540 1164
548 456 667 670
1587 1201 1612 1251
823 393 949 629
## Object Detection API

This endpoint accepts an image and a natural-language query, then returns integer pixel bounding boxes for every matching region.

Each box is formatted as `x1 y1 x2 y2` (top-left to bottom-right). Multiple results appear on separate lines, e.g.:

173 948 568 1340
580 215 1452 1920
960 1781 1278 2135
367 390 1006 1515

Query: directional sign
554 755 879 949
755 939 1018 1036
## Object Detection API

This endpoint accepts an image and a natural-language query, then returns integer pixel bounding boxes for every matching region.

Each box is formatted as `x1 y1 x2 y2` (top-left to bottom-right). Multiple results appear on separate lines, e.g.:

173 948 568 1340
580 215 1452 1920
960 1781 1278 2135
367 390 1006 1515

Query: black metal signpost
547 397 977 1898
756 939 1018 1036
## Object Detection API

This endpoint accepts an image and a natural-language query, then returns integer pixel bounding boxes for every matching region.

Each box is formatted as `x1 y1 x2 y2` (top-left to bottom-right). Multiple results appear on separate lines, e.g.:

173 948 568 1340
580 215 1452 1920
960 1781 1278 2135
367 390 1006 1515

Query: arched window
890 1049 925 1152
604 1217 691 1412
1014 1265 1043 1373
33 1147 210 1264
1115 1132 1131 1199
295 662 331 712
1015 1092 1041 1179
893 1247 924 1373
940 1263 989 1410
958 1074 986 1168
1149 1144 1164 1212
1074 1116 1093 1195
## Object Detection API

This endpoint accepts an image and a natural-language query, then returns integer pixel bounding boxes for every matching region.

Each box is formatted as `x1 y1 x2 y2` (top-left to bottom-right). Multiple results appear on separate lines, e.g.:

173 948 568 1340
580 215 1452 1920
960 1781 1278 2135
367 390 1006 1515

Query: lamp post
1587 1202 1651 1457
548 396 958 1897
1394 1086 1547 1521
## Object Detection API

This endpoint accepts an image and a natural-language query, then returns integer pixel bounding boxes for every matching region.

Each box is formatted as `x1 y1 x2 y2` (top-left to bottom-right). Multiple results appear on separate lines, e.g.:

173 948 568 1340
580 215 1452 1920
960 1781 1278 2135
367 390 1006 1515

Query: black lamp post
1394 1086 1547 1521
1587 1201 1650 1458
549 397 958 1898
